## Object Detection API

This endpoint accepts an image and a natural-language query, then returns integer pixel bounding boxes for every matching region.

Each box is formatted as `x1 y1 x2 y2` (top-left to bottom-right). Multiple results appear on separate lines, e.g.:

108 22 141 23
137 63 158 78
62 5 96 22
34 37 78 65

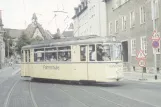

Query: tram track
4 80 19 107
74 85 159 107
75 86 124 107
53 84 90 107
29 81 39 107
56 84 122 107
99 88 160 107
3 79 38 107
56 83 160 107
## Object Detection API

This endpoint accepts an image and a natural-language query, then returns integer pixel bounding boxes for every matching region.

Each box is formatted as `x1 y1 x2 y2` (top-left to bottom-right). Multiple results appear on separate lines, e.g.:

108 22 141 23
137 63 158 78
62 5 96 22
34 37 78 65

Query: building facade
0 10 5 69
105 0 161 73
72 0 107 37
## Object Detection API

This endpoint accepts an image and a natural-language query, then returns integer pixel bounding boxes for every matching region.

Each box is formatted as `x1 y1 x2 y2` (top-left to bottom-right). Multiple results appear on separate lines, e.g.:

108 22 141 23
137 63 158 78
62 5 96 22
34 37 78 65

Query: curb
124 78 161 83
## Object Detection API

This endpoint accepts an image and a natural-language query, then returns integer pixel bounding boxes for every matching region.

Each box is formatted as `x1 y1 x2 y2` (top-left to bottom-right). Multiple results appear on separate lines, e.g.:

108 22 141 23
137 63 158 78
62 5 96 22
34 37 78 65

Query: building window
141 36 147 55
109 22 112 35
140 6 146 24
115 20 119 33
152 0 159 20
122 16 126 31
130 11 135 28
131 39 136 56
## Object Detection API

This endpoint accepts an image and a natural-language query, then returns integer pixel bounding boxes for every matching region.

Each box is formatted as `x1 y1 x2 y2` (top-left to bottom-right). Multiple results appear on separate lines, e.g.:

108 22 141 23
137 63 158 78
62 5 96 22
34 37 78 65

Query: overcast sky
0 0 80 34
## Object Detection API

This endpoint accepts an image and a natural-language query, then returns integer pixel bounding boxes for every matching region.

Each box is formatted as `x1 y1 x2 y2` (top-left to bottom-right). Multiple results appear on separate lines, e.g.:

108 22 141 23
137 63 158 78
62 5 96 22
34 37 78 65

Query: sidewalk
0 64 20 73
124 72 161 83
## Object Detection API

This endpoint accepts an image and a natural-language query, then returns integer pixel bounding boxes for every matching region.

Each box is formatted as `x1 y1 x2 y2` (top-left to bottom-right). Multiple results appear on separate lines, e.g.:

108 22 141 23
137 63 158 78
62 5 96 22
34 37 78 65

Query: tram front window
96 44 111 61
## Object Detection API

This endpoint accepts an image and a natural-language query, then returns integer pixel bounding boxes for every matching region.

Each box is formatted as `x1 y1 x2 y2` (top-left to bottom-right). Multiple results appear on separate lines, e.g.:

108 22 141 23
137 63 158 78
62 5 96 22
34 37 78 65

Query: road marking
100 88 160 107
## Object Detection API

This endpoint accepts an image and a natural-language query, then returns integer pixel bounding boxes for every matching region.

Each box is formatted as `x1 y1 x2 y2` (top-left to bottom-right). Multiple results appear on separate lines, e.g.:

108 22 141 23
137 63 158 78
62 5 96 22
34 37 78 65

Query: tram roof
22 35 121 49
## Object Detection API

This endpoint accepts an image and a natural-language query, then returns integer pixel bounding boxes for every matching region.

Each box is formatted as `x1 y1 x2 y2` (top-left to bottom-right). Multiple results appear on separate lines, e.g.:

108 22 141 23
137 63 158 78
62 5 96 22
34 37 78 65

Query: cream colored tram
21 36 124 82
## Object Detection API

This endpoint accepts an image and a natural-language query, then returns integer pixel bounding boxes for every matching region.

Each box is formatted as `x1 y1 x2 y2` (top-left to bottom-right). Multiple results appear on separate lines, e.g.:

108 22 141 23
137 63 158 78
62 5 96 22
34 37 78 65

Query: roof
4 28 24 39
62 31 73 38
45 30 53 39
22 35 121 49
72 6 87 19
24 22 52 40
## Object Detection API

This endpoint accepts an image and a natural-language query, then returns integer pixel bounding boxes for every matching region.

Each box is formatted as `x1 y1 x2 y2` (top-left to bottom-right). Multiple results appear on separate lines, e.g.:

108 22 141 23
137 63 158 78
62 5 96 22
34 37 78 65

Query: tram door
24 50 30 76
79 45 88 80
87 44 96 80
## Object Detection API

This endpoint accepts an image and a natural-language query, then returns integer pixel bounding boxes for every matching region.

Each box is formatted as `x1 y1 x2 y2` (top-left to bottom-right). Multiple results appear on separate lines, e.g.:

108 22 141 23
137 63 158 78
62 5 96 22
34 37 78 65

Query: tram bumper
106 69 124 81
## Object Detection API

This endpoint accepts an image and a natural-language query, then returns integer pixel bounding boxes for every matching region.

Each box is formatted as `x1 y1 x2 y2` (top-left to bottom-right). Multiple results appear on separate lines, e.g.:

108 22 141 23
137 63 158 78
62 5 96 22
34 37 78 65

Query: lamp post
7 39 10 59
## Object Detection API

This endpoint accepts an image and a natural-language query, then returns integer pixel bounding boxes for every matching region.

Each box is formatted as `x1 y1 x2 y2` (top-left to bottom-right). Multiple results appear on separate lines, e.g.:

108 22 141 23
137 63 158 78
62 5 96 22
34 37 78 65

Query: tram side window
89 45 96 61
96 44 111 61
80 46 86 61
34 48 44 62
45 47 57 62
58 46 71 61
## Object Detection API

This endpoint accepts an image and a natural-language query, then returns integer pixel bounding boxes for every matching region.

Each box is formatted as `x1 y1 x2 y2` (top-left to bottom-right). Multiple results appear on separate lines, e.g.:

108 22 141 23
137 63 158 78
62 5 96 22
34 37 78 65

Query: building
72 0 107 37
105 0 161 73
24 13 52 40
0 10 5 69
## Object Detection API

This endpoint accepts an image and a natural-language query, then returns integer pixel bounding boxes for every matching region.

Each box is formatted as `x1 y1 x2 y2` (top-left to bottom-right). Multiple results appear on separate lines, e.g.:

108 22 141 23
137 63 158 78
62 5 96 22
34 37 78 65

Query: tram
21 35 124 82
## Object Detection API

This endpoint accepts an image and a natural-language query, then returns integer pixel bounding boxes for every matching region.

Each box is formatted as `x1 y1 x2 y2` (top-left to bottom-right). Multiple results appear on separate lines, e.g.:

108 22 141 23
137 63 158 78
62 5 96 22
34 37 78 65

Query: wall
73 0 107 37
106 0 161 73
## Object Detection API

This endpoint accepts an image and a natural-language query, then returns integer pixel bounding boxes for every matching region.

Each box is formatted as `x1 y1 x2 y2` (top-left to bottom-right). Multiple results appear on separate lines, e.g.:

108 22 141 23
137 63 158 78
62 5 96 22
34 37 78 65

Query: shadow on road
22 78 125 87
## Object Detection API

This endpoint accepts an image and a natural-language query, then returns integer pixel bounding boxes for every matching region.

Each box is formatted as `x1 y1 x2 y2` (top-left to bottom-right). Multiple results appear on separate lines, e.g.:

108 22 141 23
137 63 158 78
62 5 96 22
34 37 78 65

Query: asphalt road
0 66 161 107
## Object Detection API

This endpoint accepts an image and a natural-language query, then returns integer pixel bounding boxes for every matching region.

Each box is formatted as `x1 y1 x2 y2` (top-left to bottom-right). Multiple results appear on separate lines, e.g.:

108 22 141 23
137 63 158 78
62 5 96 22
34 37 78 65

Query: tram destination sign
43 65 60 70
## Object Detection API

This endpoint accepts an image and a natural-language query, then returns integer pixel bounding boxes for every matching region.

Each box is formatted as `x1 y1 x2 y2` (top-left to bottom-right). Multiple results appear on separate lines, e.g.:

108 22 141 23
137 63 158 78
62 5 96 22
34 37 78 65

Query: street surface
0 65 161 107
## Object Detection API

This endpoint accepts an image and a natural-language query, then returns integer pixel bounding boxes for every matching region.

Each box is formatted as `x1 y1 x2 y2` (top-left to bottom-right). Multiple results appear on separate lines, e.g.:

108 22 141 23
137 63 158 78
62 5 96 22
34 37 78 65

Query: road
0 66 161 107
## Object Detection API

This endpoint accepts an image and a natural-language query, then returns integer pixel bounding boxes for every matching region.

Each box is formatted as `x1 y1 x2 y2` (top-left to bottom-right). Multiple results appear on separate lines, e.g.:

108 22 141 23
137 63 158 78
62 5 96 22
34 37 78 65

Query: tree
3 31 14 57
16 33 43 54
16 32 31 54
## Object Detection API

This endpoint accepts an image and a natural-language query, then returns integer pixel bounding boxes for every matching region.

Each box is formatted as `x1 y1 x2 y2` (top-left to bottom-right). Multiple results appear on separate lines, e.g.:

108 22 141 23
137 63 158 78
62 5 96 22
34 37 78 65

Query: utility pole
151 0 158 79
7 39 9 59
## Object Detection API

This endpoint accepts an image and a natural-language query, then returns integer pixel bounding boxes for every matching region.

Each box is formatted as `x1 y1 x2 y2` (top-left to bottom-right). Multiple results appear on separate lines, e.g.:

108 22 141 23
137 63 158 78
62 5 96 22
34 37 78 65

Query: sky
0 0 80 34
